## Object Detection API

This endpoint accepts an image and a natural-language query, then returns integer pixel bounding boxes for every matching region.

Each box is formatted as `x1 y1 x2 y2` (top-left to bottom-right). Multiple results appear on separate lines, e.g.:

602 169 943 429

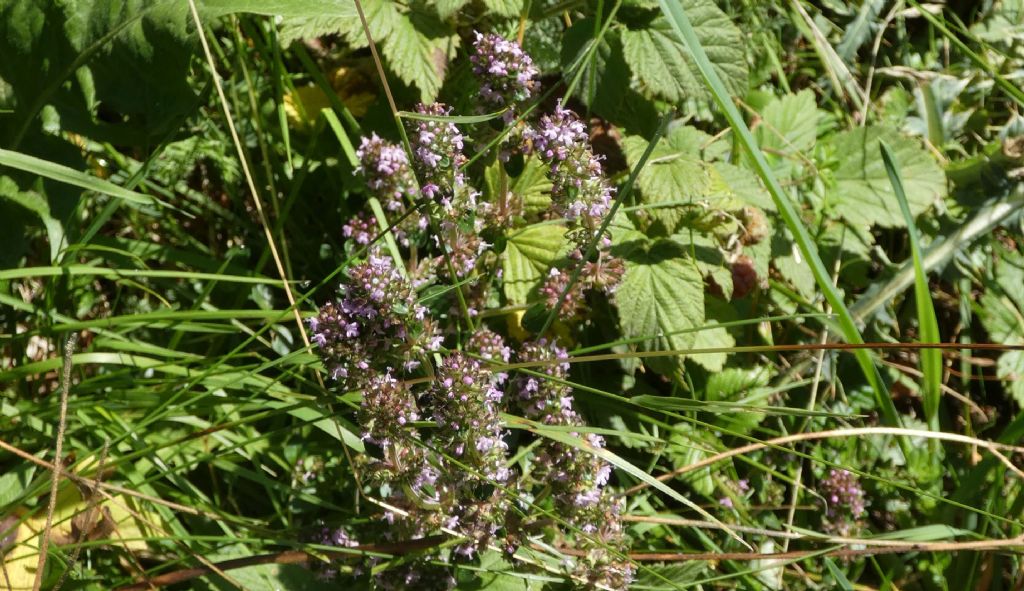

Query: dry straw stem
624 514 1016 549
0 438 205 519
185 0 315 374
500 342 1024 373
597 535 1024 562
32 334 77 591
626 426 1024 496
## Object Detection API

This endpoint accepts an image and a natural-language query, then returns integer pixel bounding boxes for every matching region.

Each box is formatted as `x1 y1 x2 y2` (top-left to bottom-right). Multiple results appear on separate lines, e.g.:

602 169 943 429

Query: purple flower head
821 468 867 520
523 103 616 241
309 254 432 387
342 211 375 246
355 133 419 211
360 372 419 444
408 103 467 205
819 468 868 537
471 32 539 110
428 352 508 483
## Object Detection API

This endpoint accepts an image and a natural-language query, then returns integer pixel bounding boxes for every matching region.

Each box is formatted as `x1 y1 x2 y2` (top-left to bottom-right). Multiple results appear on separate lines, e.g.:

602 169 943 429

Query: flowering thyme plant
307 32 633 589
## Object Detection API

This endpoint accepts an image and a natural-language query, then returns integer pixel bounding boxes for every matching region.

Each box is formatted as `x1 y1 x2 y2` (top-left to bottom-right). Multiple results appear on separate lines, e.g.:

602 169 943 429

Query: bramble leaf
620 0 748 104
829 126 946 228
614 239 705 373
502 223 569 304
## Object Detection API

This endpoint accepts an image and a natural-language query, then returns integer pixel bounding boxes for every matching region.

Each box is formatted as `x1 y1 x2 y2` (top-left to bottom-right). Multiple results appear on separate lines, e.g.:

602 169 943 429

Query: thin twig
186 0 316 377
0 438 203 518
498 341 1024 373
52 441 110 591
33 333 78 591
626 426 1024 495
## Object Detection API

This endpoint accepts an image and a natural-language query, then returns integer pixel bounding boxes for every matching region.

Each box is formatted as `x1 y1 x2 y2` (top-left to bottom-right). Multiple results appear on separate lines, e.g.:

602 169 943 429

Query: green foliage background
2 0 1024 589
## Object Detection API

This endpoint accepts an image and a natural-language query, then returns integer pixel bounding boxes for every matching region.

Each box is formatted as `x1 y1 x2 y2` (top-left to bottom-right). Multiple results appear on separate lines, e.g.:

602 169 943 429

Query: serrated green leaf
482 0 523 17
706 161 775 212
286 0 455 102
620 0 747 104
690 319 733 372
561 20 660 134
829 126 946 228
381 10 459 103
614 239 705 373
997 350 1024 407
621 124 711 232
502 223 569 304
458 550 545 590
512 156 553 215
978 247 1024 406
434 0 470 20
754 90 819 178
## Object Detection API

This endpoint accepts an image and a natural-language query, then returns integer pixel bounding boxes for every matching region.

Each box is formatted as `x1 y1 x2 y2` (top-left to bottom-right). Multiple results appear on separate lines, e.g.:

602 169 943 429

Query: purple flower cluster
428 352 509 483
353 134 428 248
538 249 626 319
434 224 488 280
341 211 374 246
355 133 419 212
524 102 614 238
307 524 358 581
471 32 539 111
309 255 430 386
408 102 467 202
360 372 419 444
820 468 867 537
514 339 633 588
306 29 638 590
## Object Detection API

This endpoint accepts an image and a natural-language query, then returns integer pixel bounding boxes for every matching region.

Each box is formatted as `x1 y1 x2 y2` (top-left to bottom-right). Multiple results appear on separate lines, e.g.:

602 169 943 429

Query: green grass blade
656 0 900 429
880 140 942 430
368 197 409 280
397 109 508 124
0 148 167 209
322 109 358 169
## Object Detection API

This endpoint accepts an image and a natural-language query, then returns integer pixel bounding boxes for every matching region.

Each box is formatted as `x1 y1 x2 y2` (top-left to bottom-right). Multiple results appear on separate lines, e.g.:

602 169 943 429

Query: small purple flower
407 103 467 206
820 468 868 537
471 33 539 110
309 254 432 387
355 134 419 211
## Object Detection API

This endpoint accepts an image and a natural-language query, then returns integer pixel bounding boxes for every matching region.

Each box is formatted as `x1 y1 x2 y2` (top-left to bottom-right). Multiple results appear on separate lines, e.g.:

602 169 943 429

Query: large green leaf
620 0 748 104
754 90 819 178
201 0 357 17
502 223 569 304
978 246 1024 405
621 124 710 232
279 0 457 103
561 19 660 134
829 126 946 228
0 0 198 146
383 11 460 104
614 239 705 373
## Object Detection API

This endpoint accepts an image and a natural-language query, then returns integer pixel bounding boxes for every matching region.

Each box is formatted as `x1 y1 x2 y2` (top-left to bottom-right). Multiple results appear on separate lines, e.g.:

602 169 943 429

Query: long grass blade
0 148 164 208
880 140 942 430
656 0 900 430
